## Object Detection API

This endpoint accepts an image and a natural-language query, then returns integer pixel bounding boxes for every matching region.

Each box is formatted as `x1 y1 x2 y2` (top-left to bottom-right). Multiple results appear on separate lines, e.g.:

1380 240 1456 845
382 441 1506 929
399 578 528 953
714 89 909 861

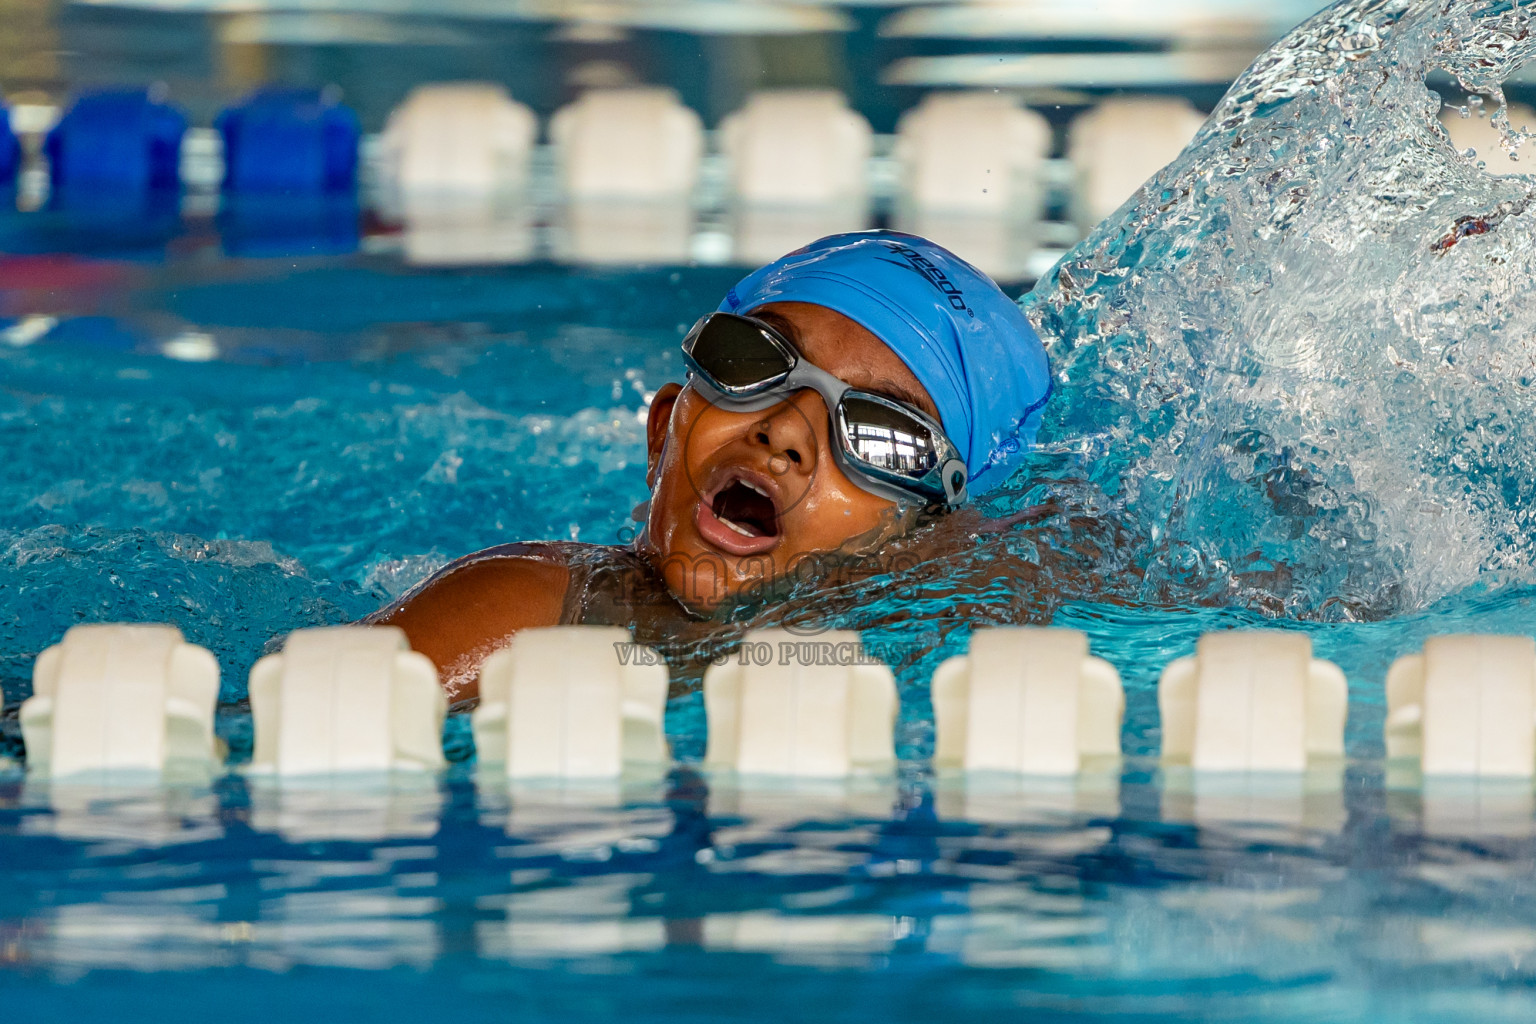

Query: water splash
1027 0 1536 617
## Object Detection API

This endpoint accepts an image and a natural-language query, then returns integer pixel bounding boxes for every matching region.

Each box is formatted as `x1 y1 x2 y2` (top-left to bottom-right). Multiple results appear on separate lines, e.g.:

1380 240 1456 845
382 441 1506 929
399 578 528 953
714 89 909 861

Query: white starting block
703 629 896 778
720 89 872 207
931 627 1123 776
1385 634 1536 777
1159 630 1347 772
21 624 220 777
550 87 704 201
248 626 446 776
472 626 669 779
379 83 538 196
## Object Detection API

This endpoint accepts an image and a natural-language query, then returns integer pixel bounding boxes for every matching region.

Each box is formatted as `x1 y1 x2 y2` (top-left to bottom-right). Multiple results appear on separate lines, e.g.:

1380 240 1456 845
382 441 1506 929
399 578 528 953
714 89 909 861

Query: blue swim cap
719 230 1052 495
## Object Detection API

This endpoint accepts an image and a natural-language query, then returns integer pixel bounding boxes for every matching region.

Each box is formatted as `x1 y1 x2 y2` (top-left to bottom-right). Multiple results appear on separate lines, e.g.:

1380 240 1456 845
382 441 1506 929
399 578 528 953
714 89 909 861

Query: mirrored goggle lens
839 395 940 478
686 316 793 391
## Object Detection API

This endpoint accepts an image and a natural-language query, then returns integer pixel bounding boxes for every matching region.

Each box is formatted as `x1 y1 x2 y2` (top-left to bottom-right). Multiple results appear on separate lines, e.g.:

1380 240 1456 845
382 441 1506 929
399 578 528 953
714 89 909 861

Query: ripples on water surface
11 0 1536 1018
10 770 1536 1023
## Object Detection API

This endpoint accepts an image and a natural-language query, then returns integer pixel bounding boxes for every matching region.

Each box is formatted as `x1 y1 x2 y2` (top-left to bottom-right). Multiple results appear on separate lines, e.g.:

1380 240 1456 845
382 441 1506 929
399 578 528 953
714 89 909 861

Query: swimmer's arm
366 546 570 702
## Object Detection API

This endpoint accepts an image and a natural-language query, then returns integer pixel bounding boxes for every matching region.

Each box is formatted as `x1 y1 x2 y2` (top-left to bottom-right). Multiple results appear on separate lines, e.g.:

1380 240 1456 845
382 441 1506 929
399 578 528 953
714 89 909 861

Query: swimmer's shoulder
388 541 576 615
368 542 585 696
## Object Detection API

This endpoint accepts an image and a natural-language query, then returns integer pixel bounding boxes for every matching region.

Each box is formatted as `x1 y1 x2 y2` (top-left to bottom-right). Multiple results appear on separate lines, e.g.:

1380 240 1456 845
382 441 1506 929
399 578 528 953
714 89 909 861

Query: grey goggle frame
681 312 968 507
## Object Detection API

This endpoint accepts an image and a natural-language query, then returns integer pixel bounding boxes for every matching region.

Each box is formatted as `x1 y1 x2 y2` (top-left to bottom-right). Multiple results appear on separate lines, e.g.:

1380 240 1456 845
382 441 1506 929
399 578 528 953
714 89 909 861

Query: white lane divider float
1158 629 1347 772
380 82 537 198
932 626 1123 777
703 628 897 779
247 626 445 776
472 626 670 780
1386 634 1536 778
1157 629 1347 831
21 624 220 778
52 618 1536 826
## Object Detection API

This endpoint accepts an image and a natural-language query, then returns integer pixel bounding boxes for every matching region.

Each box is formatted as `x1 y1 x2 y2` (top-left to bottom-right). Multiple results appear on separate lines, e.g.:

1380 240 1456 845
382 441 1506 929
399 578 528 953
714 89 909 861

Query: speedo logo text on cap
877 242 973 316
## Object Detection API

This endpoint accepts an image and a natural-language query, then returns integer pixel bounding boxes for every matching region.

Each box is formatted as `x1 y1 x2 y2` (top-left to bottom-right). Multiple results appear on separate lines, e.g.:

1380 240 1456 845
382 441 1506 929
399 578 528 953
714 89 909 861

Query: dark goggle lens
687 316 793 390
839 395 939 477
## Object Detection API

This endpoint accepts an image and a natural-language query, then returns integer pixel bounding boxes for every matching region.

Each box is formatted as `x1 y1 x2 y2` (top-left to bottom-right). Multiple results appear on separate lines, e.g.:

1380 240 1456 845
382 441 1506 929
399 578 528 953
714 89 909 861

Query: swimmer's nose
748 393 820 479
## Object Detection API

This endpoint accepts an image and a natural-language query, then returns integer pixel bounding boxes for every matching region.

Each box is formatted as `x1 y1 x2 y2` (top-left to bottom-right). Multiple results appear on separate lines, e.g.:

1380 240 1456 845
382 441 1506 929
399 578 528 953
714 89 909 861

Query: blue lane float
0 101 19 187
34 89 186 253
215 88 360 257
44 88 185 192
216 88 360 195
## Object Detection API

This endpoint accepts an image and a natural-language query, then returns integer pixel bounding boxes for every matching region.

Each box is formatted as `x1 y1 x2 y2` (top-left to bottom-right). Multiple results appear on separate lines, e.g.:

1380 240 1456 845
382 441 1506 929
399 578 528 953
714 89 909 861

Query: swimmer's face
642 301 940 612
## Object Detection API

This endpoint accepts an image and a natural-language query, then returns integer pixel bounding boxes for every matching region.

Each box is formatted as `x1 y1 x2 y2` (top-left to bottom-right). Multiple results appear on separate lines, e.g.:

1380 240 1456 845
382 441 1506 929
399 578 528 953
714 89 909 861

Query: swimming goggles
680 312 968 507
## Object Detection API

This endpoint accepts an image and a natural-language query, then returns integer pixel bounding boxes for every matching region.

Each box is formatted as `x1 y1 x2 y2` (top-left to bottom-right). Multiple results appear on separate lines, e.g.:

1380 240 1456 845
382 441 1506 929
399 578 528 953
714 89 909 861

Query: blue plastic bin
217 89 359 194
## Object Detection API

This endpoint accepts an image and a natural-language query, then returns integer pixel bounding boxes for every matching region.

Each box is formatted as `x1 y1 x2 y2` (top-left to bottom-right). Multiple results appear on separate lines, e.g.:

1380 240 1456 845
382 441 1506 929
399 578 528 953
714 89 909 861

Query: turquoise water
12 0 1536 1017
5 250 1536 1022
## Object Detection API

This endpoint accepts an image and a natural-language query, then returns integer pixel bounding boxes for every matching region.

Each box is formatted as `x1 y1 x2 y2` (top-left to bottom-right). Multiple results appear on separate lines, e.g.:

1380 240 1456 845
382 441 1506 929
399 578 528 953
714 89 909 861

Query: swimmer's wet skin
370 231 1052 700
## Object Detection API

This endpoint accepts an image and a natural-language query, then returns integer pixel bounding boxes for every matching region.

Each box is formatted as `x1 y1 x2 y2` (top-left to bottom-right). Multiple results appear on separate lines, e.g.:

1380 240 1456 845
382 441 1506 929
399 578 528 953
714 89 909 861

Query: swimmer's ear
646 382 684 488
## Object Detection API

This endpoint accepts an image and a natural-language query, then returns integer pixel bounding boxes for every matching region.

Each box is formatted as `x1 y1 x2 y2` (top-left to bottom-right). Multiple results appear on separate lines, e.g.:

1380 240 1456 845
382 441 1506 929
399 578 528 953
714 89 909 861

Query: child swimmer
370 231 1052 701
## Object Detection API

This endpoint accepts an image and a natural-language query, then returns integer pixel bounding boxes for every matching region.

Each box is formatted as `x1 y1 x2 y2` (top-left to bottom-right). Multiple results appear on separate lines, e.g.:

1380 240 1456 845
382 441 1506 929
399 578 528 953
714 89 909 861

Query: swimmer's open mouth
695 473 783 556
712 477 780 538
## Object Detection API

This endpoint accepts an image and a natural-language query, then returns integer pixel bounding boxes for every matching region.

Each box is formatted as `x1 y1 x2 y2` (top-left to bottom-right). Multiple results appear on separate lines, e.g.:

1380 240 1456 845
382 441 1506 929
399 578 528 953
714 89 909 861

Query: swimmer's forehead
747 303 940 420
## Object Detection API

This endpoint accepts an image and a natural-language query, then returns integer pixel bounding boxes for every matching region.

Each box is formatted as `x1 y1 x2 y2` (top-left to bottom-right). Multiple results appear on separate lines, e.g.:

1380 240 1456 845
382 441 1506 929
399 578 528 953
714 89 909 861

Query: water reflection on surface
390 194 536 268
5 760 1536 1021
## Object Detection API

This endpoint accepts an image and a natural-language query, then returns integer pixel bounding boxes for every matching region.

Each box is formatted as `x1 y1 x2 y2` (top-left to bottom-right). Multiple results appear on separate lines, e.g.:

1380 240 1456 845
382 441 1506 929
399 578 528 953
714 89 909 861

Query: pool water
12 0 1536 1017
6 244 1536 1023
